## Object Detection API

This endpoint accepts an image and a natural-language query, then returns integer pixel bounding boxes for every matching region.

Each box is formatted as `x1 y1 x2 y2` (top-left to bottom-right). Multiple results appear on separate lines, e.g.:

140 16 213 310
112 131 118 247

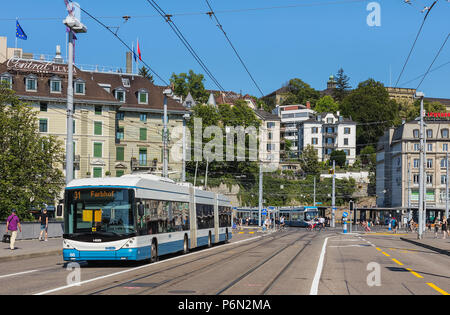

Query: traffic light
329 168 334 174
349 200 354 211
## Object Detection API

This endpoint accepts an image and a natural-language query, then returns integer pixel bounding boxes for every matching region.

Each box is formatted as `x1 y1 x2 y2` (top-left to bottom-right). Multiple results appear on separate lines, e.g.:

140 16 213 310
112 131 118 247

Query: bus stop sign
261 209 267 216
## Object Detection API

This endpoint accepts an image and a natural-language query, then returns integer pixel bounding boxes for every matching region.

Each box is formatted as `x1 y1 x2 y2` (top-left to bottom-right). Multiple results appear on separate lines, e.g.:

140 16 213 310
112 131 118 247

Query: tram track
87 229 297 295
215 231 321 295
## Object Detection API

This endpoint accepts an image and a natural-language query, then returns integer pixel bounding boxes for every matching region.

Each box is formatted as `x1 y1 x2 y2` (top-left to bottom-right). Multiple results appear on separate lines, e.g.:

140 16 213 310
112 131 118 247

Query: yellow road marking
366 233 408 236
376 247 382 252
382 251 390 257
426 283 449 295
238 232 244 234
392 258 403 266
249 232 254 234
406 268 423 279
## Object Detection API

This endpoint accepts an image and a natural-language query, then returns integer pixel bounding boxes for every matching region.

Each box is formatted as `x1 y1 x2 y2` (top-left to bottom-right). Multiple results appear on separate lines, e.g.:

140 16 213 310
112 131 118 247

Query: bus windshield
65 189 135 236
304 211 318 221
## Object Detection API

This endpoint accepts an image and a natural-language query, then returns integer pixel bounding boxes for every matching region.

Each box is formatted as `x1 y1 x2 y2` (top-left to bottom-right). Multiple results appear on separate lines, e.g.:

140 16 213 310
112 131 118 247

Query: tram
235 206 319 227
62 174 232 262
279 206 319 227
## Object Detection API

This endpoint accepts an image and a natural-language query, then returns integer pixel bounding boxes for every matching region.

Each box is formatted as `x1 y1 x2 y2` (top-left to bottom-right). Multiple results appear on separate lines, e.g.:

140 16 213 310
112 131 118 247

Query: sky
1 0 449 99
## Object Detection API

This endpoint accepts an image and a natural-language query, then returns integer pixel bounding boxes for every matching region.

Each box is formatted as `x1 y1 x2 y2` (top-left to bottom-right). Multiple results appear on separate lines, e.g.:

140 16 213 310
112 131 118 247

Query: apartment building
272 103 315 156
376 120 450 219
0 54 188 183
298 112 356 164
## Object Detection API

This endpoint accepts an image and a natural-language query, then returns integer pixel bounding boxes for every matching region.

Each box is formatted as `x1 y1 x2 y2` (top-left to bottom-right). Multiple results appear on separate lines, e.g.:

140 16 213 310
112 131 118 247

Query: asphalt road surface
0 228 448 295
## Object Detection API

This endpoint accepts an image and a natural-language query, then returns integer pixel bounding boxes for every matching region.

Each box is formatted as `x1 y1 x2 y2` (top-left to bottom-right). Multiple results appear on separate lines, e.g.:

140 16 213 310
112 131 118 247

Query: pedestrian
434 218 440 239
403 216 408 232
392 217 397 233
5 209 21 250
442 216 448 240
38 208 49 241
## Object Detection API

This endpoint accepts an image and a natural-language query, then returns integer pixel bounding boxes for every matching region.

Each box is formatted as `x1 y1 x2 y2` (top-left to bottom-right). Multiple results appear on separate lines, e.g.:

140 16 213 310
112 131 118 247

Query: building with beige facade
0 54 188 209
376 120 450 221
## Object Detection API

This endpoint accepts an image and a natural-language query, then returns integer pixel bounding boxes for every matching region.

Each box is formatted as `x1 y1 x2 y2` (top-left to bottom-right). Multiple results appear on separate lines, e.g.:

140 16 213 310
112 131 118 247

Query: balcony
131 157 158 172
63 155 80 170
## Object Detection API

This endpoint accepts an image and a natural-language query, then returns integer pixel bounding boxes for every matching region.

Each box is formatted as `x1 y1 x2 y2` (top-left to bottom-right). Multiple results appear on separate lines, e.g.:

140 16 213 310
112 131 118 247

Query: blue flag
16 20 27 40
132 45 137 62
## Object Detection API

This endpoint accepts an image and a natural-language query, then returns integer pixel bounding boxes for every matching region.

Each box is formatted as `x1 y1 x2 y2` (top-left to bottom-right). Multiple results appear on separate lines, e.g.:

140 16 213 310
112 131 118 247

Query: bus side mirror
57 205 63 217
138 204 145 217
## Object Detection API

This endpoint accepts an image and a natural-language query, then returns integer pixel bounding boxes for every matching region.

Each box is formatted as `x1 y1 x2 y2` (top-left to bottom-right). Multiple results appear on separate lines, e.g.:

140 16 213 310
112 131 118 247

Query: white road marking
310 236 329 295
34 234 265 295
0 270 39 279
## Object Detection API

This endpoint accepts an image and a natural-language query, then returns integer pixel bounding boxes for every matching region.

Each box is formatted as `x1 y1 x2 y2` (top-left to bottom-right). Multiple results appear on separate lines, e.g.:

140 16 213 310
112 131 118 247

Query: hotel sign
427 112 450 118
6 57 76 75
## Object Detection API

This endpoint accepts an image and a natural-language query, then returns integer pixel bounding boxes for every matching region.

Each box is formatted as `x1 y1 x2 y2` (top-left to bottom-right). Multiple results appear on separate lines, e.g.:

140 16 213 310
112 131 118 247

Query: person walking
38 208 49 241
441 216 448 240
392 217 397 234
5 209 21 250
433 218 440 239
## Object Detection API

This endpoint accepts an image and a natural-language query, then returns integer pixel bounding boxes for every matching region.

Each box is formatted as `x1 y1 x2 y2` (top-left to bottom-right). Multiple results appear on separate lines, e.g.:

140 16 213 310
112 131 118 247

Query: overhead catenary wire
143 0 226 93
394 0 438 88
415 32 450 90
72 1 170 86
204 0 265 97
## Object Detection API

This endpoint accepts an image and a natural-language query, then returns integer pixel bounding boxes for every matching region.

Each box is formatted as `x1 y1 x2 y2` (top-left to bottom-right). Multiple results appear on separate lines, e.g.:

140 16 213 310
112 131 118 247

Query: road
0 228 448 296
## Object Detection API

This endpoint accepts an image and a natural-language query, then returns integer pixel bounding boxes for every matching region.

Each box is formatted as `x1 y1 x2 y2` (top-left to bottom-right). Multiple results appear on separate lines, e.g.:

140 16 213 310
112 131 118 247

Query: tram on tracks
62 174 232 262
235 206 319 227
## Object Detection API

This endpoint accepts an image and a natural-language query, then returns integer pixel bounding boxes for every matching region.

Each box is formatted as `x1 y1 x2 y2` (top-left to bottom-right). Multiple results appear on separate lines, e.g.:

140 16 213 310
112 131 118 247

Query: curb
0 249 62 263
400 237 450 256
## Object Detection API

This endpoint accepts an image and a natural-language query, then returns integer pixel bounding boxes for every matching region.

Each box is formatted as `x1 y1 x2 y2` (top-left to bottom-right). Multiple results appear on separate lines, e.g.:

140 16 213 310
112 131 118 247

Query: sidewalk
400 232 450 256
0 237 62 262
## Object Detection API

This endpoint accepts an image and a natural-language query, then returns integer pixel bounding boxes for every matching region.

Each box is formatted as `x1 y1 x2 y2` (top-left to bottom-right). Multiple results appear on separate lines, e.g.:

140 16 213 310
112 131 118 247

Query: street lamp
162 88 172 178
63 2 86 185
414 91 425 239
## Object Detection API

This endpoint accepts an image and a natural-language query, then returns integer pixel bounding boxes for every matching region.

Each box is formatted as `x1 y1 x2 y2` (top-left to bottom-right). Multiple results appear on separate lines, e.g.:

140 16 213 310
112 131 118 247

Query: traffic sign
343 211 349 218
261 209 267 216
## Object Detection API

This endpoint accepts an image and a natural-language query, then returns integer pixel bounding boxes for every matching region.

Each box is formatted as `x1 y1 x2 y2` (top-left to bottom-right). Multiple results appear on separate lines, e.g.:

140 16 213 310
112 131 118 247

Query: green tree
332 68 351 102
360 145 376 195
340 79 400 152
401 99 447 122
330 150 347 167
281 78 320 106
170 70 209 104
314 95 339 113
0 83 65 220
138 66 154 83
299 145 320 176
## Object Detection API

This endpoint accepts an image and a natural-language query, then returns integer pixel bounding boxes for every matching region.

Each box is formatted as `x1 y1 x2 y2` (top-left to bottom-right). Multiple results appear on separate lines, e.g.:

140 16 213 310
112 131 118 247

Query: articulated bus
235 206 319 227
62 174 232 262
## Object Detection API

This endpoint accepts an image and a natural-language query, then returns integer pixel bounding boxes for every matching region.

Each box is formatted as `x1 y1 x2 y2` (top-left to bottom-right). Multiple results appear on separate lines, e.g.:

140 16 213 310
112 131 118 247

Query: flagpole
15 18 18 53
131 41 134 74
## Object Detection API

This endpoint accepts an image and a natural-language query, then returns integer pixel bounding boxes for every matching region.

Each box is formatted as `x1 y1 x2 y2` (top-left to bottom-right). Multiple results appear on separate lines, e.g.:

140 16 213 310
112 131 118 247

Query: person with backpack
6 209 22 250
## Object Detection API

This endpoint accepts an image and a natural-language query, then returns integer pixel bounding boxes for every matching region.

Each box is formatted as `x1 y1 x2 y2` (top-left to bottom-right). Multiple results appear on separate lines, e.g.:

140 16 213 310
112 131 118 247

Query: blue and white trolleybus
62 174 232 262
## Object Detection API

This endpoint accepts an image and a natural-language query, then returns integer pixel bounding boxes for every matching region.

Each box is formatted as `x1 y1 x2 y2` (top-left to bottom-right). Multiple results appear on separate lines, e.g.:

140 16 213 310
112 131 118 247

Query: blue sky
1 0 449 99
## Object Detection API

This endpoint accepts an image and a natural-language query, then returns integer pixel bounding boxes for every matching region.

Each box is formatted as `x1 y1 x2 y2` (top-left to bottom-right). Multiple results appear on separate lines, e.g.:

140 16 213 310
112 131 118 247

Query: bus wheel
150 240 158 263
183 235 189 254
208 232 212 248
